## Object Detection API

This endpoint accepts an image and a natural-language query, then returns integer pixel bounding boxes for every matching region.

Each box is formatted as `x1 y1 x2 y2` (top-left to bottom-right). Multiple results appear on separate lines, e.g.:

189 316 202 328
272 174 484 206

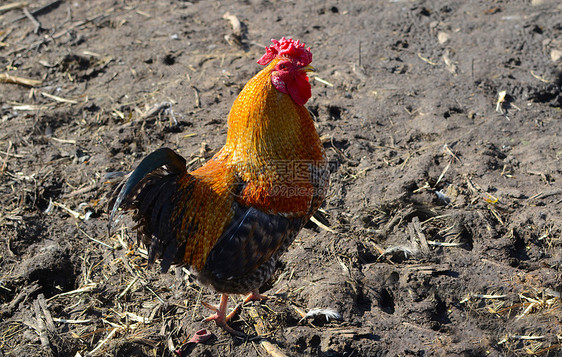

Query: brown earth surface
1 1 561 356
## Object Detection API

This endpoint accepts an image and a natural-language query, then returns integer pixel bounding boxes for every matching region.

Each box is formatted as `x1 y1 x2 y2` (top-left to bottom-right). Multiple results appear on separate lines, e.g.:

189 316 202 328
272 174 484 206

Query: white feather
304 308 342 322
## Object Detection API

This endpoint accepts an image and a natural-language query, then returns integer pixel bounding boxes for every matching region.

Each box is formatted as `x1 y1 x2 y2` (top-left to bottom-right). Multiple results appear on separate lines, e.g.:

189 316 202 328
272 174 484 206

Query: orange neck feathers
215 58 325 216
222 59 322 165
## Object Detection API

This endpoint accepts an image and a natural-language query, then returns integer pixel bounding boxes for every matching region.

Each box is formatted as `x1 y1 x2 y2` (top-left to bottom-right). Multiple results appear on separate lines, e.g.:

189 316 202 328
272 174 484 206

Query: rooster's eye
279 64 287 70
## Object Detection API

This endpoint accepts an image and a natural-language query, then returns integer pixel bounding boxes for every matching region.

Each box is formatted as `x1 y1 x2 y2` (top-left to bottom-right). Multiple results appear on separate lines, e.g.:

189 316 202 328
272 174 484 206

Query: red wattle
287 74 311 106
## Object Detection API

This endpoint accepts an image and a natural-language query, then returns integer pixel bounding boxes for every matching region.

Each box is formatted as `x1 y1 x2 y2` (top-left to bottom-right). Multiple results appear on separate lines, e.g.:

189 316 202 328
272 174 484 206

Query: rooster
109 37 328 336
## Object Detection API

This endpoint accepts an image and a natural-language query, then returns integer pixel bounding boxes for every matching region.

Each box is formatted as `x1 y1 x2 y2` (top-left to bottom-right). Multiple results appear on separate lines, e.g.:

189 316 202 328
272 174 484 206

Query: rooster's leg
243 290 268 303
202 291 269 335
202 294 244 336
223 290 268 321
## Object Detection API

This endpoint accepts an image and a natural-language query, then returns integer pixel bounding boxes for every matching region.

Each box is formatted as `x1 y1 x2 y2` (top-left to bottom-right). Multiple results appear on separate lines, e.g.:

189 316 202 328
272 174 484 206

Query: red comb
257 37 312 67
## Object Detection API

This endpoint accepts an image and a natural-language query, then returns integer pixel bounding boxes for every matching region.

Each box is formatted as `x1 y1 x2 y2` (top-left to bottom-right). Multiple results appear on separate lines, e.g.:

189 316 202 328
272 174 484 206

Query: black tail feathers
108 148 187 272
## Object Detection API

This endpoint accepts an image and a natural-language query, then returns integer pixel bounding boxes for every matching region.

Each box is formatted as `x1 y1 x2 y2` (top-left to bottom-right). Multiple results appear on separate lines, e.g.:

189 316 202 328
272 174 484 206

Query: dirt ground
1 0 561 356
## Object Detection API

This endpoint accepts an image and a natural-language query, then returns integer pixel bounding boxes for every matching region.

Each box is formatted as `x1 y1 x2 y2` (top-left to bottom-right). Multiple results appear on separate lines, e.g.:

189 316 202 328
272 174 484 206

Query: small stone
550 49 561 62
438 31 450 44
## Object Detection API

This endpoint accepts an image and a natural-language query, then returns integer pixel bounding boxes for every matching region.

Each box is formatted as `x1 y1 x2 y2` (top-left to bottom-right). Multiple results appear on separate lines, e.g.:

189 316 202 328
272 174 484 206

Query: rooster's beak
302 65 315 73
